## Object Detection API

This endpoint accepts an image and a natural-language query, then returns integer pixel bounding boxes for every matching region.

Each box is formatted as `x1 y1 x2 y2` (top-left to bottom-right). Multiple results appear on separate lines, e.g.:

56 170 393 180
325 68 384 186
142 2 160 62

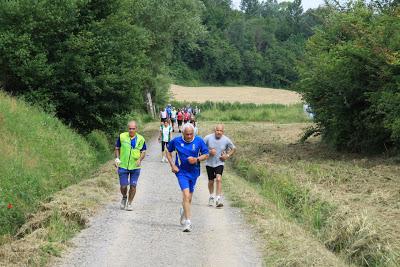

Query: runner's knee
182 191 191 201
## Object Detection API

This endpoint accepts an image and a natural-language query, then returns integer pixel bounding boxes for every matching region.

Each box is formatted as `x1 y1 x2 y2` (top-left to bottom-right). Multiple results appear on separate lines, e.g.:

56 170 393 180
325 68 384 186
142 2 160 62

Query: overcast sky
232 0 326 11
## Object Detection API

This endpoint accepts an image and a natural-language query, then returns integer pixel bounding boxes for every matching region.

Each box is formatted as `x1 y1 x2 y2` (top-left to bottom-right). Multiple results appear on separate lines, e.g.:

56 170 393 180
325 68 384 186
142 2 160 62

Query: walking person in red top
177 109 184 133
184 110 190 124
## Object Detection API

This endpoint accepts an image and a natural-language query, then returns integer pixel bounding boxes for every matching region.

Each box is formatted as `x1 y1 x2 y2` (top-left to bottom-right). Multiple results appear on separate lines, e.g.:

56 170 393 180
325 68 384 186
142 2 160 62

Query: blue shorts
118 168 141 187
176 172 198 193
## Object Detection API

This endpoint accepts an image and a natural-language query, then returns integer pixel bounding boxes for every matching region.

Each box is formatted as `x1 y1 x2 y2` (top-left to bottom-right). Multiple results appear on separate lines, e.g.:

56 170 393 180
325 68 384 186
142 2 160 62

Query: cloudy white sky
232 0 326 11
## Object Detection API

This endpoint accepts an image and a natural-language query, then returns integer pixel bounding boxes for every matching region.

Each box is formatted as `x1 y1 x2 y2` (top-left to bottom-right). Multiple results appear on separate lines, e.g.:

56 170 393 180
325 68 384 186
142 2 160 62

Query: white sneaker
208 196 215 206
216 196 224 208
183 220 192 232
126 202 133 211
179 207 185 226
120 197 127 210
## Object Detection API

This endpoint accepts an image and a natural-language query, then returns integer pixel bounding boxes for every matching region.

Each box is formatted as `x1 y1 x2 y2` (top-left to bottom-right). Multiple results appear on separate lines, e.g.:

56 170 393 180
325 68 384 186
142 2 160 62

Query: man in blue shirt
166 104 172 119
166 123 209 232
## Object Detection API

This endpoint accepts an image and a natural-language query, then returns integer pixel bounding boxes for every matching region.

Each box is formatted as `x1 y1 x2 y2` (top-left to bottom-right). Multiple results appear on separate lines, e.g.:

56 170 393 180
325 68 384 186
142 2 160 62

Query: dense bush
0 0 205 134
298 3 400 153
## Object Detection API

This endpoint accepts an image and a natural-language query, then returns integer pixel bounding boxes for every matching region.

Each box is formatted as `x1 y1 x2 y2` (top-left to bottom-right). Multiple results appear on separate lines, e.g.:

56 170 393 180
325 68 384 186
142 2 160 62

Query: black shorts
206 165 224 180
161 118 167 123
161 141 168 152
177 120 183 126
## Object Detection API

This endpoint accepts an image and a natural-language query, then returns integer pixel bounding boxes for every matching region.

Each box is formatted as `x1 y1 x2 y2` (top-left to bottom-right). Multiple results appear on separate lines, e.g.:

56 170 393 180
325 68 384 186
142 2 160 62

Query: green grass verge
221 170 349 266
0 91 111 237
171 101 309 123
234 158 335 234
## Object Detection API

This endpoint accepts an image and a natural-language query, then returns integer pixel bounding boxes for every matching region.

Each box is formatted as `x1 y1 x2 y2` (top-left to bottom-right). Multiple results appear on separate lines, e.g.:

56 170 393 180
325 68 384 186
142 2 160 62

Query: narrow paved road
56 134 262 267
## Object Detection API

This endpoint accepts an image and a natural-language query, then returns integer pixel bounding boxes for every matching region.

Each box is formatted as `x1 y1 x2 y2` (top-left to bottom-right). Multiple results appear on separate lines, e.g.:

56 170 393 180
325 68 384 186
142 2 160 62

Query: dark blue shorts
118 168 141 187
176 172 198 193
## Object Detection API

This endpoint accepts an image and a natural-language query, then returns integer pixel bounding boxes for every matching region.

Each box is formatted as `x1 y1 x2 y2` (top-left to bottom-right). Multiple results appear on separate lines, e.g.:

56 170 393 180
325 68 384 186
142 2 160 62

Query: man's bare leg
216 174 222 196
128 186 136 204
182 189 192 220
120 186 127 197
208 180 215 195
216 174 224 207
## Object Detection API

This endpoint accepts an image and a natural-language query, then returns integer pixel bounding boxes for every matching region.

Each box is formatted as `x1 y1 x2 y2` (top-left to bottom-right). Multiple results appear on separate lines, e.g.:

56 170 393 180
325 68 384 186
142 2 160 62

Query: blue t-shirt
168 136 209 178
166 107 172 118
115 136 147 151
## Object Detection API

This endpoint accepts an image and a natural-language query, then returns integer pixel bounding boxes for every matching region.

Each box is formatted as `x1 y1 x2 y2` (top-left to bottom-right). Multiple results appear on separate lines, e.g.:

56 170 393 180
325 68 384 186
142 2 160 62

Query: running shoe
120 197 127 210
126 202 133 211
179 207 185 226
208 196 215 206
183 220 192 232
216 196 224 208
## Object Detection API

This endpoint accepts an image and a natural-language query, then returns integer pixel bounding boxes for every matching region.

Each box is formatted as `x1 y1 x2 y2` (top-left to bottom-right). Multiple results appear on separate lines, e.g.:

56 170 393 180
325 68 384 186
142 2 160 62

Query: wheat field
170 84 302 105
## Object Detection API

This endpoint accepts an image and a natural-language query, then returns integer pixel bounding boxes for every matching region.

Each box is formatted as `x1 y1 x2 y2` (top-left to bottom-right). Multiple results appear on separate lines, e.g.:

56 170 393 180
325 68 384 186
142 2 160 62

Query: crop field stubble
170 84 302 105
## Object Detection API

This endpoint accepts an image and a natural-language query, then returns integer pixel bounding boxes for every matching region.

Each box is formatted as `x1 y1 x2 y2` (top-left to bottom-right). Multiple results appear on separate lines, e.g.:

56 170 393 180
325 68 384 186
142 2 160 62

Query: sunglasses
129 128 136 130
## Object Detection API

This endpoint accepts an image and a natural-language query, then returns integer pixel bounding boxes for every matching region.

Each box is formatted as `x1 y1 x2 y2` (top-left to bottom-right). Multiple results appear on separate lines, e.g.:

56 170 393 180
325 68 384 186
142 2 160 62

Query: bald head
214 124 224 139
127 121 137 137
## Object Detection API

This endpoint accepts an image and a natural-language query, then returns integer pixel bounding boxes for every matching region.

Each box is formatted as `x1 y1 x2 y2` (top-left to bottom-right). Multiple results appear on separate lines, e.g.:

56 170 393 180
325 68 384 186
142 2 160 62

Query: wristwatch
196 158 200 164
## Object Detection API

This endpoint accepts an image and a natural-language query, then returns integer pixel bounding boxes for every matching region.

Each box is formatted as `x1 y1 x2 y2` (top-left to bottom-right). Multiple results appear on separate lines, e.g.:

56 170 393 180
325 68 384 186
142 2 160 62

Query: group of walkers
159 104 199 133
114 115 235 232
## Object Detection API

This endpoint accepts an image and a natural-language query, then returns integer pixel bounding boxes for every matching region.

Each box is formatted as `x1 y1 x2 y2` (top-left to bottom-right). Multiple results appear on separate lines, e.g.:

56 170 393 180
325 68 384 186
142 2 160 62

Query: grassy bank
0 92 111 239
0 89 159 264
0 162 117 266
201 121 399 266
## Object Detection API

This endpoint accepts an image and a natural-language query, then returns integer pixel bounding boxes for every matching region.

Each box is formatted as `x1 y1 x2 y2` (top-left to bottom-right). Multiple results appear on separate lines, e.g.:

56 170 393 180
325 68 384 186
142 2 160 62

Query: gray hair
182 123 194 133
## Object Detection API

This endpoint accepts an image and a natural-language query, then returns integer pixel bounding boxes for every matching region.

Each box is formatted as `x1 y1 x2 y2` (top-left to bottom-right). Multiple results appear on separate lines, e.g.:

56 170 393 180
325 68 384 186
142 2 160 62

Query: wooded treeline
0 0 399 153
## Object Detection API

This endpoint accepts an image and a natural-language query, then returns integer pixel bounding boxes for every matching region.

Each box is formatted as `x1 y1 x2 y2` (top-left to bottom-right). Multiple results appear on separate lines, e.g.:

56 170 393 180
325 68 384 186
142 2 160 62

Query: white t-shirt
160 110 167 119
161 125 172 142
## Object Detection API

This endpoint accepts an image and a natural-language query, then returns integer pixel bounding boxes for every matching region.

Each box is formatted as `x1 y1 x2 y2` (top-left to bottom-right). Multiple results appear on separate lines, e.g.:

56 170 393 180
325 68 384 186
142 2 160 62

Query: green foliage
0 92 100 236
173 0 326 88
0 0 205 133
86 130 111 163
298 3 400 153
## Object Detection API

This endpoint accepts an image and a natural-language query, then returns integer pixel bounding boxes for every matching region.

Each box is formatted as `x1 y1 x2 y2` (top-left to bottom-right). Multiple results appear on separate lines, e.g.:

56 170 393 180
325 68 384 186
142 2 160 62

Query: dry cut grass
201 121 400 266
170 84 302 105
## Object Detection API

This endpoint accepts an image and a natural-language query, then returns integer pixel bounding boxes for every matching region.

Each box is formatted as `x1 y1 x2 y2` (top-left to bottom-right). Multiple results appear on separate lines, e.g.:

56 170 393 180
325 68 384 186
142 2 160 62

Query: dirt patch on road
170 84 302 105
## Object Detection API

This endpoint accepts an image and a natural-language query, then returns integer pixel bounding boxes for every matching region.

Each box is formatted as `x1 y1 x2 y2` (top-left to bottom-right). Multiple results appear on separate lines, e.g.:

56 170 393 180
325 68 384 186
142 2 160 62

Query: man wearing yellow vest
114 121 147 211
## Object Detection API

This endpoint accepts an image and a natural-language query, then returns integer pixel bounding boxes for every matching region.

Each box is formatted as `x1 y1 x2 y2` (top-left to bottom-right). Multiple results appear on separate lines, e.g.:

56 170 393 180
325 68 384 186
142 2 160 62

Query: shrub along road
55 134 262 267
